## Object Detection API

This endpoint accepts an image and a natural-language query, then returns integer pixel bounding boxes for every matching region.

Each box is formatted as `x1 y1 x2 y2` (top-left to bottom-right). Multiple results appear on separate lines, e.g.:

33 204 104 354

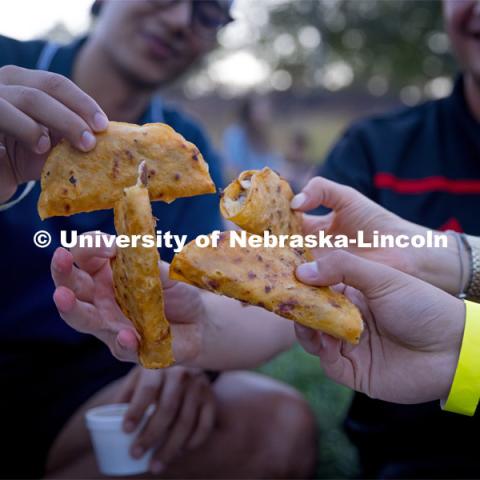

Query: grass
257 345 360 479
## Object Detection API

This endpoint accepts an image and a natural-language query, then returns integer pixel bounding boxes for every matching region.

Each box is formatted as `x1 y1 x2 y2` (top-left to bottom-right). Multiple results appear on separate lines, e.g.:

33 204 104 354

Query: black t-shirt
321 76 480 478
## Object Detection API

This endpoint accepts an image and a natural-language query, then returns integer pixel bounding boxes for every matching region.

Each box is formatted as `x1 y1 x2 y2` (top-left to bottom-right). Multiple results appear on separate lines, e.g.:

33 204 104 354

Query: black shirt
321 76 480 478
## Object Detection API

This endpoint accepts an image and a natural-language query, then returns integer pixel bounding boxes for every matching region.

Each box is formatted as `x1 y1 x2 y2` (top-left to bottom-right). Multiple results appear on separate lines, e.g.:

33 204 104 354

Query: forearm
402 222 469 295
193 292 296 370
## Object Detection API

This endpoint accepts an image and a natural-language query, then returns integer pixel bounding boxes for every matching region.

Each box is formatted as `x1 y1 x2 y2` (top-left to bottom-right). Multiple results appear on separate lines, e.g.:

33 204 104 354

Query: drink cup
85 403 154 476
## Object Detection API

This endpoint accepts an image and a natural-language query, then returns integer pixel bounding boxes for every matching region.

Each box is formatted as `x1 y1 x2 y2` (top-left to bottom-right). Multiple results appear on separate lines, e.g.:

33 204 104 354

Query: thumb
296 250 400 299
291 176 360 212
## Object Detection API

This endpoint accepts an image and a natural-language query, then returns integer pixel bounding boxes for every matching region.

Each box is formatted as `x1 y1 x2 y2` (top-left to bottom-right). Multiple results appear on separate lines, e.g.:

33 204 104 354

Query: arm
50 236 295 369
292 174 470 296
199 292 295 370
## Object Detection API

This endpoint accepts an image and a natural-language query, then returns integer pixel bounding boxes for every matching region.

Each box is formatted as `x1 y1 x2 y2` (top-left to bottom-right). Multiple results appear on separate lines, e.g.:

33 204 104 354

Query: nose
159 0 192 35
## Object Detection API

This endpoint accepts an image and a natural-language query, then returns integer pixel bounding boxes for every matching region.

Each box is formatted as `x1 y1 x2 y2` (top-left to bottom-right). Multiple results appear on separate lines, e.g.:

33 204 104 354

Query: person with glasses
0 1 317 478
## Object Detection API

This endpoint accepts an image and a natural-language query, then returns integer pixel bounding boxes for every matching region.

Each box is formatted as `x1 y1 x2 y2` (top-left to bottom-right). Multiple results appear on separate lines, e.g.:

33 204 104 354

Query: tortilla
112 163 173 368
170 231 363 344
38 121 215 219
220 167 312 259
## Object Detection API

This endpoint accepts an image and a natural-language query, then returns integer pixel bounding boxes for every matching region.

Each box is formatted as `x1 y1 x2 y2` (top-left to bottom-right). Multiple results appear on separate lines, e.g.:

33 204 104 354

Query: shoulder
343 99 445 149
0 35 47 68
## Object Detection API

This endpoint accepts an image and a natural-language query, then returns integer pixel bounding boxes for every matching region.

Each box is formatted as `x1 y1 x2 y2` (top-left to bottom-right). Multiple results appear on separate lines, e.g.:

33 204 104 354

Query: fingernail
124 420 135 433
297 262 319 280
0 144 6 158
291 192 307 209
92 112 109 131
80 130 96 150
151 461 164 474
131 445 144 459
319 334 326 349
36 134 51 154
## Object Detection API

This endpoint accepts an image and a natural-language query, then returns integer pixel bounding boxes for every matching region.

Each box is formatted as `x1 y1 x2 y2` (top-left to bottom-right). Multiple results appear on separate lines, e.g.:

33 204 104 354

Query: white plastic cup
85 403 154 476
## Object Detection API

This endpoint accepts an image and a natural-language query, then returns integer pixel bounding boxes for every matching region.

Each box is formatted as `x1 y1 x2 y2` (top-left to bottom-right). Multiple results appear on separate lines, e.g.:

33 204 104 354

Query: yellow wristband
443 300 480 416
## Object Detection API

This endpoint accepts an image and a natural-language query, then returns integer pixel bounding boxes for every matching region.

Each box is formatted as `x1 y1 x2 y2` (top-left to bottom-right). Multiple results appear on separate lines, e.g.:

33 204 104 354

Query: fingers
0 66 108 133
149 376 212 472
294 324 326 356
291 176 360 212
51 247 95 302
69 232 116 275
124 369 164 434
294 324 354 386
0 85 94 152
132 368 187 458
160 260 179 290
53 286 138 362
53 286 98 334
301 212 334 235
0 97 49 154
113 368 140 404
186 384 216 450
296 250 399 299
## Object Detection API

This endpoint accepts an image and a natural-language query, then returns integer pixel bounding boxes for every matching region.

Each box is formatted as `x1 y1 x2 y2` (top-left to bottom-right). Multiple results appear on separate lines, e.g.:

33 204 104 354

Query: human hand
51 232 206 364
295 250 465 404
291 176 468 295
0 65 108 202
114 366 216 474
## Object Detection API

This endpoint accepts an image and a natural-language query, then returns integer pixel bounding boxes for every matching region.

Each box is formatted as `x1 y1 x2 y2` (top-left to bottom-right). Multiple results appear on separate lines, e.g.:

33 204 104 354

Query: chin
114 56 174 89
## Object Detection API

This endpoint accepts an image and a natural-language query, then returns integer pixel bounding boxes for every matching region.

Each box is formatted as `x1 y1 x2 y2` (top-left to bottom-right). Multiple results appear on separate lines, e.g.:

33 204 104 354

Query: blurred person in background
0 1 316 478
222 95 286 179
283 129 316 193
318 0 480 477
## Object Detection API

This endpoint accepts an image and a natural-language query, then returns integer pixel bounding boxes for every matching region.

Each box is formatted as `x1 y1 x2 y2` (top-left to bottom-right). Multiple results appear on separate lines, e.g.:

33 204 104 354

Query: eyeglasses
153 0 233 39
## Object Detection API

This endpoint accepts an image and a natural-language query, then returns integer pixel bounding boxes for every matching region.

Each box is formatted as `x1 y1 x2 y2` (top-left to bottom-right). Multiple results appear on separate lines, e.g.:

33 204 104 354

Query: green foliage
257 0 456 92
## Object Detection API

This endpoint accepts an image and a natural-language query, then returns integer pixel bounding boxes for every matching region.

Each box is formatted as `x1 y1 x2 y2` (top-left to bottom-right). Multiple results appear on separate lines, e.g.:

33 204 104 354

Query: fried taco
38 121 215 219
170 231 363 344
220 167 303 236
112 162 173 368
220 167 312 259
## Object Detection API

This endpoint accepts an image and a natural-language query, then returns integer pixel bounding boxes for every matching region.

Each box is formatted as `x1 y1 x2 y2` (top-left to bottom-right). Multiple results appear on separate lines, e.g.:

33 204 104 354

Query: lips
141 31 176 61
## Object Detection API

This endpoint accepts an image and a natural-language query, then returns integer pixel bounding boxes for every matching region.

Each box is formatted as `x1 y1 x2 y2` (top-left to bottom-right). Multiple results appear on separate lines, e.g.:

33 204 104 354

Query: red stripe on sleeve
374 173 480 194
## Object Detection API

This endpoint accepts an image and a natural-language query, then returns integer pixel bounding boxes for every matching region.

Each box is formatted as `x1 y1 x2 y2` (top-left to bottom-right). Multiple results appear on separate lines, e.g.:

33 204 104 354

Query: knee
267 389 318 478
215 372 318 478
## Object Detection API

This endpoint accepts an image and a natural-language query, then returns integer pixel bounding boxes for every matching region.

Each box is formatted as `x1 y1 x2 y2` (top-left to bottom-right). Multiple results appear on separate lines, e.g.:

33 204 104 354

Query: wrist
438 298 466 400
411 229 466 294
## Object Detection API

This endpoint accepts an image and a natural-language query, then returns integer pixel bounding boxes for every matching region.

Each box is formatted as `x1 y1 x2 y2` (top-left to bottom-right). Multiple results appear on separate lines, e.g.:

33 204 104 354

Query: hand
114 366 216 474
295 250 465 404
0 65 109 202
51 232 206 364
291 176 468 295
